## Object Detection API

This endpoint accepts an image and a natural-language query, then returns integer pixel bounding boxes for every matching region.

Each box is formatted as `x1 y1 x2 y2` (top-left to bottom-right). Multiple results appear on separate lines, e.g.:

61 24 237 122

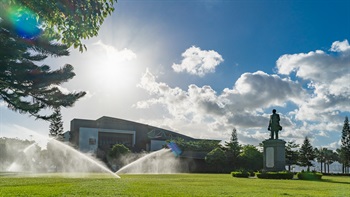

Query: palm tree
324 149 338 174
315 147 326 173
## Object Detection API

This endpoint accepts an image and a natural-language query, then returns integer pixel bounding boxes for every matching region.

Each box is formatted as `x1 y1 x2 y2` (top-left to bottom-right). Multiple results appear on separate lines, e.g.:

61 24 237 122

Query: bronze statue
268 109 282 139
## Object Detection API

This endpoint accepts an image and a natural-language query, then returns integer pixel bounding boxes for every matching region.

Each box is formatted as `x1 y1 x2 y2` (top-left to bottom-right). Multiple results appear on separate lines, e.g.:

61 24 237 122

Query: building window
89 138 96 145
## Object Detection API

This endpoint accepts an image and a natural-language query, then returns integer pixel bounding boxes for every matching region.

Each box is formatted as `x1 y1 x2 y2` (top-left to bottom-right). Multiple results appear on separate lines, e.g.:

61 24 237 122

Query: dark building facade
70 116 196 155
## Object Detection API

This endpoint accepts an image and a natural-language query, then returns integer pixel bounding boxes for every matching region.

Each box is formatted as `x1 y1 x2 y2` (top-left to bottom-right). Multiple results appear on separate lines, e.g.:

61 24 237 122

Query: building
61 131 70 142
69 116 220 172
70 116 198 155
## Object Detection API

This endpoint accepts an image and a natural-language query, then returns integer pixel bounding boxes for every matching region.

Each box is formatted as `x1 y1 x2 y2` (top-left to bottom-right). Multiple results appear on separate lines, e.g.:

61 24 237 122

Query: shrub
249 171 255 177
231 171 249 178
297 172 322 180
256 171 294 179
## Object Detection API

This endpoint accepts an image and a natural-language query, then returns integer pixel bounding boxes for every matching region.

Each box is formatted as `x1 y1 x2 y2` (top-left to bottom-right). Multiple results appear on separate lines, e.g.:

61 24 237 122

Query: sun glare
97 59 136 90
88 42 138 92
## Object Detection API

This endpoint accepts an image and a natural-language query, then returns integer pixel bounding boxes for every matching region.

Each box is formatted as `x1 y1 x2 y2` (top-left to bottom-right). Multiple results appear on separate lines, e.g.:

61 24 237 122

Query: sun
88 41 138 92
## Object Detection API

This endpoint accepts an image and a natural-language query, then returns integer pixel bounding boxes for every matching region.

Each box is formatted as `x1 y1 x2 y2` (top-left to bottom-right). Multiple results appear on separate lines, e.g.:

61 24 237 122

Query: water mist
2 130 120 178
116 149 189 174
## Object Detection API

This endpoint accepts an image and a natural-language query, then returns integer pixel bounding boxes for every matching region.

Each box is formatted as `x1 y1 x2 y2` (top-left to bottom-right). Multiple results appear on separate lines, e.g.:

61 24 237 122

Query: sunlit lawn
0 173 349 196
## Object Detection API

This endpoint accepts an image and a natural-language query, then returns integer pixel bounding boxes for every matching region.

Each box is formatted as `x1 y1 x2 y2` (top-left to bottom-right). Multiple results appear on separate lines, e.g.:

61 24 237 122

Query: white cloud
327 141 341 150
172 46 223 77
93 40 137 62
221 71 306 112
330 40 350 52
135 69 305 144
276 40 350 122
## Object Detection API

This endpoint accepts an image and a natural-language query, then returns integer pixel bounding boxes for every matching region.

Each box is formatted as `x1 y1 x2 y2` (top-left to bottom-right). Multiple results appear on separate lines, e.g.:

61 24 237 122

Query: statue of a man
268 109 282 139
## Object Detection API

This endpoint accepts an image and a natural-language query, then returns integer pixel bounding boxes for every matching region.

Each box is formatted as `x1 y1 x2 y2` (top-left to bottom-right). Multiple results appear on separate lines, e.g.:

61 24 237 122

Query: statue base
262 139 286 172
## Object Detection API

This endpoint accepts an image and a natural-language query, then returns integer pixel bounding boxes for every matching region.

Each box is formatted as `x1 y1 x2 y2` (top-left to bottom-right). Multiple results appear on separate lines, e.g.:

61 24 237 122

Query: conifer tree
340 116 350 173
1 0 117 119
285 141 299 172
49 108 64 140
298 136 315 171
224 128 241 170
0 8 85 120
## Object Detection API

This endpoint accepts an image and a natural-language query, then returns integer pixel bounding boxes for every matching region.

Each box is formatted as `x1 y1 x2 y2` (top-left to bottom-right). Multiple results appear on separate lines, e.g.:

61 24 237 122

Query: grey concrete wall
263 139 286 172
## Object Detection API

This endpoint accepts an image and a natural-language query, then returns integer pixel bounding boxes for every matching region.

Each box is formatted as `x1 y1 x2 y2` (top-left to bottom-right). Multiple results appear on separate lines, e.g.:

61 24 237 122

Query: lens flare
167 141 182 157
7 6 41 39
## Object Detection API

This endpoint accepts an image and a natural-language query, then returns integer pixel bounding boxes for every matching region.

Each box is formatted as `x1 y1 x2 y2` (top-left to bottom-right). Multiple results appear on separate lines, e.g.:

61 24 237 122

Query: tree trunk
327 164 329 173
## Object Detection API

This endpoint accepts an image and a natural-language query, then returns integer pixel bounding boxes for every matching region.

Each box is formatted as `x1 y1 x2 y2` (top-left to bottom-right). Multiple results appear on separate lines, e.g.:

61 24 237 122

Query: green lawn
0 173 349 197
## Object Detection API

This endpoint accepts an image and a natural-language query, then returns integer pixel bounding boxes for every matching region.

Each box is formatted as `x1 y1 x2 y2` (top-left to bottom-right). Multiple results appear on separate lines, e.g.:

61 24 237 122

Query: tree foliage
323 149 337 173
239 145 263 171
285 141 299 171
0 4 86 120
315 147 338 173
109 144 131 159
171 138 220 152
1 0 117 51
205 147 226 172
315 147 327 173
49 108 64 140
224 128 241 158
224 128 241 170
298 137 315 171
340 116 350 173
315 148 339 173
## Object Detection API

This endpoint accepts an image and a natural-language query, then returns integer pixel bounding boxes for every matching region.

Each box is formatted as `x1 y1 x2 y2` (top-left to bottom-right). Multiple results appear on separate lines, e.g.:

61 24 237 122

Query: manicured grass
0 173 349 196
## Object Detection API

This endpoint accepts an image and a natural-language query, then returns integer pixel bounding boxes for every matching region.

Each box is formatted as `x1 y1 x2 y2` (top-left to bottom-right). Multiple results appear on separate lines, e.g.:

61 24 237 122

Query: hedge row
297 172 322 180
256 171 294 179
231 171 323 180
231 171 250 178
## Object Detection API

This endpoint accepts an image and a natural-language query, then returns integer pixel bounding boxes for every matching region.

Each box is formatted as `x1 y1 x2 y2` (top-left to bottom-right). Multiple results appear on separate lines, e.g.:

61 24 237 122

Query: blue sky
1 0 349 149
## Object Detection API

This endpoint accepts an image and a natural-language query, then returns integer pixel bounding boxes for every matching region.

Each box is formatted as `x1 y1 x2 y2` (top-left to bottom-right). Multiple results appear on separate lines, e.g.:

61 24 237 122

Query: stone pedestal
262 139 286 172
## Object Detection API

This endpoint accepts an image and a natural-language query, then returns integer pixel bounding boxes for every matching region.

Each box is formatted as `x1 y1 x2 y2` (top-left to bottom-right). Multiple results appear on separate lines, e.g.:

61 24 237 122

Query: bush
297 172 322 180
109 144 131 159
256 171 294 179
231 171 250 178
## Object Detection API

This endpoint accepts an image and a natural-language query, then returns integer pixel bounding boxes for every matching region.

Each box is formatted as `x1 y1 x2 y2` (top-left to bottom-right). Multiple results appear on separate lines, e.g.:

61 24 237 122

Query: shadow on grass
293 175 350 185
321 178 350 185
